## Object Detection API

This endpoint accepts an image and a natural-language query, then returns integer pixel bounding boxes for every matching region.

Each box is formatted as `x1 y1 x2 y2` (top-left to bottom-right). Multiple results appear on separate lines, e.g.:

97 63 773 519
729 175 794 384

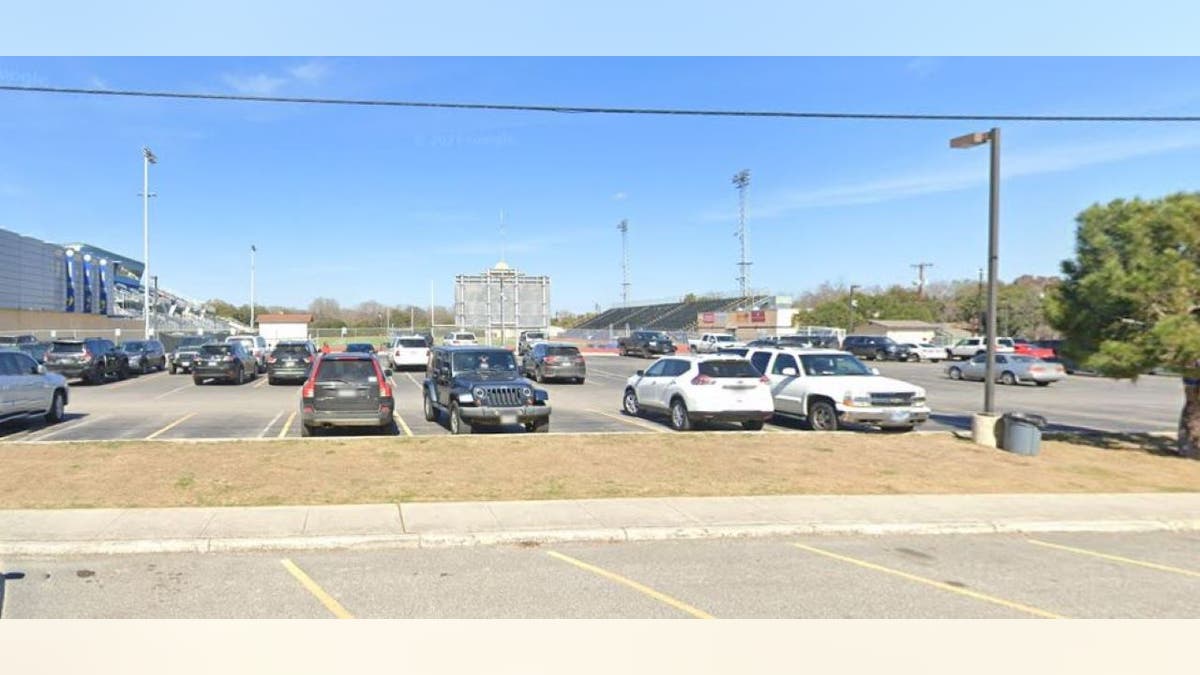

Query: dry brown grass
2 432 1198 509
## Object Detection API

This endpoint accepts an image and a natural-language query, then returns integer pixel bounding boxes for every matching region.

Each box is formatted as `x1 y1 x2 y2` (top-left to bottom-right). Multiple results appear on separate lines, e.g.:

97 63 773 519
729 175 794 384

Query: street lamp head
950 131 990 149
143 147 157 164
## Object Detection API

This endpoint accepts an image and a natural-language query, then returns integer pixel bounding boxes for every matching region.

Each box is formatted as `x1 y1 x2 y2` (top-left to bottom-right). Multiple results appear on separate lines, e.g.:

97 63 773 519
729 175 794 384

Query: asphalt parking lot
2 530 1197 618
0 355 1183 442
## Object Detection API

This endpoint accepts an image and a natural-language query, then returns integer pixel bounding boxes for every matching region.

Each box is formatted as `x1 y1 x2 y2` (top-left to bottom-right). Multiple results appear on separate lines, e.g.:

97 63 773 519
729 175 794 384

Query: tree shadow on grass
930 413 1181 458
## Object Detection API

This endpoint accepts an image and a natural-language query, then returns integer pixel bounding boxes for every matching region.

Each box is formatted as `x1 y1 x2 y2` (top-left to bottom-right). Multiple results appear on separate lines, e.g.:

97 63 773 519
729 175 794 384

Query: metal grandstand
569 295 775 336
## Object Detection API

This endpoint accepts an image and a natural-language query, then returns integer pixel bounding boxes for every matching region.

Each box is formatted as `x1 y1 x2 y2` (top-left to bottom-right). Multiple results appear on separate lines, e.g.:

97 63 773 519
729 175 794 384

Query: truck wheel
669 398 692 431
449 402 467 435
807 400 839 431
423 389 437 421
193 376 204 385
742 419 764 431
44 391 65 424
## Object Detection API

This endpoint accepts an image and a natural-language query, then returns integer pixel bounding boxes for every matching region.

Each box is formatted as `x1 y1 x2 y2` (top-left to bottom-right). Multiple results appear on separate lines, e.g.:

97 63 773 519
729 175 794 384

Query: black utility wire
3 84 1200 122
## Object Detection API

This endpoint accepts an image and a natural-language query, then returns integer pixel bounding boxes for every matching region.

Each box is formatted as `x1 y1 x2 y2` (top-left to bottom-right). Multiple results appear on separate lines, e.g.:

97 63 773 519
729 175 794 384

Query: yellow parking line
790 543 1065 619
280 558 354 619
145 412 196 440
393 412 413 437
105 370 166 390
546 550 714 619
277 411 297 438
253 376 270 388
588 409 668 433
1028 539 1200 578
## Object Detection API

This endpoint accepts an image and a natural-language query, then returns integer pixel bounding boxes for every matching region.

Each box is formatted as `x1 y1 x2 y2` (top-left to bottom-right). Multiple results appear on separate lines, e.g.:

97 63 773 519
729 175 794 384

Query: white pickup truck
688 333 745 354
946 336 1015 360
745 347 929 431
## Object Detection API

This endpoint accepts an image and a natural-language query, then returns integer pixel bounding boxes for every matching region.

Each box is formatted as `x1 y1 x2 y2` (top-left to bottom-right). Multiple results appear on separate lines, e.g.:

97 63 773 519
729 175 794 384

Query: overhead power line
3 84 1200 122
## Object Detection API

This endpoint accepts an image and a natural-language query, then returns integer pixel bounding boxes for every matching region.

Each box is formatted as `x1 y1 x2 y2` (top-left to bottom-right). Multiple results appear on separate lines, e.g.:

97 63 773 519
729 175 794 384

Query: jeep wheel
423 390 437 422
807 400 839 431
449 402 467 435
44 390 65 424
669 398 692 431
622 388 640 416
526 421 549 433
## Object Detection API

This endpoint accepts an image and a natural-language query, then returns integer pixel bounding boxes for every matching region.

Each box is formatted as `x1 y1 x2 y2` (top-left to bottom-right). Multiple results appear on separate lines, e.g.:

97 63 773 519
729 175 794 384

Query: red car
1012 339 1056 360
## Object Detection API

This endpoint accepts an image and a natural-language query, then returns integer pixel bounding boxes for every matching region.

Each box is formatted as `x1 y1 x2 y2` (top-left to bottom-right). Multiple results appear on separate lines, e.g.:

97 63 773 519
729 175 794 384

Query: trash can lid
1003 411 1047 428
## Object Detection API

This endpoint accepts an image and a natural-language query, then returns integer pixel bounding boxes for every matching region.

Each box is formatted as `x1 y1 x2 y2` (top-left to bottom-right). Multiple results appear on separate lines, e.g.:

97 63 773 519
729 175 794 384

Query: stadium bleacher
574 295 774 334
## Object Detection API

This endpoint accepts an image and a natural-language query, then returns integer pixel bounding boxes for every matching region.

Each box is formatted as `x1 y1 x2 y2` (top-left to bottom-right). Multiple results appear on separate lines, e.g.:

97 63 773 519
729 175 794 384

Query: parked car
170 336 209 374
617 330 678 358
946 353 1066 386
1012 338 1056 360
517 330 549 356
423 346 550 434
0 335 38 346
119 339 167 374
746 348 930 431
902 343 946 363
300 351 395 436
716 347 750 358
0 349 68 427
841 335 912 362
622 355 774 431
1031 339 1085 374
442 331 478 346
267 341 317 384
344 342 376 354
946 336 1016 360
389 335 431 370
192 342 258 385
778 334 840 349
688 333 745 354
43 338 130 384
744 337 779 348
18 341 50 365
521 342 587 384
225 335 269 373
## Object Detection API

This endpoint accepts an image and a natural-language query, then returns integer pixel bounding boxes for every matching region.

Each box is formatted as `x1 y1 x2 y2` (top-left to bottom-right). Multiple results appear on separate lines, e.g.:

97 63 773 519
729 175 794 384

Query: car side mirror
36 364 46 375
780 367 797 377
384 368 393 377
870 367 881 375
636 370 644 377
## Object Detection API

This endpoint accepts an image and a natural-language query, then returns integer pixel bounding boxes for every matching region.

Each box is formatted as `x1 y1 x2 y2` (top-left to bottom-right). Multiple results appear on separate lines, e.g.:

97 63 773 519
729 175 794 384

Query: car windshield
177 339 206 349
398 338 427 348
645 332 669 341
453 351 517 373
714 335 735 342
273 344 309 356
799 354 873 376
525 332 546 340
345 344 374 352
317 359 377 382
201 345 231 355
1011 355 1039 363
699 360 760 378
121 341 145 351
228 338 252 348
546 346 580 356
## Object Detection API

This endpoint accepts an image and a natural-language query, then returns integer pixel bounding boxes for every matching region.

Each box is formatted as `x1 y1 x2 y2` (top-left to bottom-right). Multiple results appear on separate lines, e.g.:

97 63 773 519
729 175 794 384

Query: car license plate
337 389 358 398
501 414 517 425
890 410 910 422
209 360 219 366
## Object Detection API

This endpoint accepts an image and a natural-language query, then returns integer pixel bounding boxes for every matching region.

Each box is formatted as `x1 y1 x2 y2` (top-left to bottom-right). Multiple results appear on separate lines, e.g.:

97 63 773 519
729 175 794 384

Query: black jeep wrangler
422 346 551 434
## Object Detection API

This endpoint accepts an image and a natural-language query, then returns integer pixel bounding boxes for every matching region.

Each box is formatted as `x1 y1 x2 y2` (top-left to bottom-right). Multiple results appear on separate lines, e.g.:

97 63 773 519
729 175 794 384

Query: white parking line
153 383 192 400
145 412 196 440
403 372 423 389
23 414 108 442
104 370 168 390
258 411 284 438
588 409 667 433
585 367 632 379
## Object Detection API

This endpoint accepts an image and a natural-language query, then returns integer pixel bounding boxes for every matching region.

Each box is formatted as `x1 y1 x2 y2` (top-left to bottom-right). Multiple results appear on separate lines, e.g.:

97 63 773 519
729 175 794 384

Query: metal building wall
0 228 69 312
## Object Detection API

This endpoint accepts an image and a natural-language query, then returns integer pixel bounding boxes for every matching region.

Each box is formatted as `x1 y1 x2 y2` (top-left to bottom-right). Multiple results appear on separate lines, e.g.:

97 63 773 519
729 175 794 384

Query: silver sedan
946 353 1066 386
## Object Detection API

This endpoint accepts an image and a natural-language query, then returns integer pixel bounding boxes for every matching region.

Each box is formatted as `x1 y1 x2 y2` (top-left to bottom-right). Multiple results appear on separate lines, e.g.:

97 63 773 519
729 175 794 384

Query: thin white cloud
288 60 330 82
222 72 288 96
704 133 1200 220
87 75 109 89
612 191 628 201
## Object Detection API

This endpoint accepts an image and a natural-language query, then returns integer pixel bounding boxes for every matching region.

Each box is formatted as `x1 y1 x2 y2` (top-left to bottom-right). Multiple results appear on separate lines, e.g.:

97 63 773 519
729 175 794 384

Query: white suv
443 332 478 346
389 335 430 370
621 355 774 431
946 336 1015 360
746 348 929 432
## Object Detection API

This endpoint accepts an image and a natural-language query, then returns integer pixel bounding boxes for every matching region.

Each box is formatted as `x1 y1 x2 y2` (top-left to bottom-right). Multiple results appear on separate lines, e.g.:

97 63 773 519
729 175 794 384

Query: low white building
256 313 312 346
854 319 941 345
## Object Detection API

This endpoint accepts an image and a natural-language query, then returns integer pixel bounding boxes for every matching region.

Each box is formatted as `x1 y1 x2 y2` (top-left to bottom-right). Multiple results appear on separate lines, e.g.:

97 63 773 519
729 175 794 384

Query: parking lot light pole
141 146 157 338
951 128 1001 415
249 244 257 330
848 284 860 336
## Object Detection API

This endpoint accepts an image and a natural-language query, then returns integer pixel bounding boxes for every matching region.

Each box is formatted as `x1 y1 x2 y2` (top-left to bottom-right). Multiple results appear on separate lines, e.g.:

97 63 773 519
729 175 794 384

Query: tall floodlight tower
911 262 934 298
617 219 630 307
732 169 751 300
141 146 157 338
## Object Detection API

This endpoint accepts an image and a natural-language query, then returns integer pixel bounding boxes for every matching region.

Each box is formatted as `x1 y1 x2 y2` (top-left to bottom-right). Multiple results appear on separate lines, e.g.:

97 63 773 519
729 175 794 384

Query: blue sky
2 57 1200 312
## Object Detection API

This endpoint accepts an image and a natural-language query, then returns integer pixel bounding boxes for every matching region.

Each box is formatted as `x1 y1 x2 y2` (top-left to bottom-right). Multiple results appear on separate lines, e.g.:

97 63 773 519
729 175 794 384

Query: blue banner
98 262 108 315
82 258 93 313
65 253 76 312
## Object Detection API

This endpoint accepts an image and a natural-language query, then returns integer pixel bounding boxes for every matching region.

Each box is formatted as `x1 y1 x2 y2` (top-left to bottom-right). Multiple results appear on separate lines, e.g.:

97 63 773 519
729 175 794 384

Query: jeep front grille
481 386 523 407
870 392 914 407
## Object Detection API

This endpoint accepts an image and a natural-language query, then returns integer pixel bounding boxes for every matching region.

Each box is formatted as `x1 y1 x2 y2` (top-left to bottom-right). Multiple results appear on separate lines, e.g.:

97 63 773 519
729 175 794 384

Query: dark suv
841 335 911 362
43 338 130 384
119 339 167 374
300 352 395 436
423 346 550 434
170 336 209 374
267 340 317 384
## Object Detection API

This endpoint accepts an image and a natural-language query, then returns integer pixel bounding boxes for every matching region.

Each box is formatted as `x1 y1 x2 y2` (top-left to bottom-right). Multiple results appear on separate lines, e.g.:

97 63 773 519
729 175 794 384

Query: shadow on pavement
931 412 1181 457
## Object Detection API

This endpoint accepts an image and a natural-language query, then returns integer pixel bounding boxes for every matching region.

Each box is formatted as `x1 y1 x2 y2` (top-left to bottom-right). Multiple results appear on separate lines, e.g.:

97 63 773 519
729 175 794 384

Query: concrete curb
4 518 1198 556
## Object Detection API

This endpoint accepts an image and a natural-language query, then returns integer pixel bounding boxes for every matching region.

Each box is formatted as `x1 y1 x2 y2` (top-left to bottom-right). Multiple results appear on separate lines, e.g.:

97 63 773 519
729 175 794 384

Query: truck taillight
301 380 315 398
691 374 716 385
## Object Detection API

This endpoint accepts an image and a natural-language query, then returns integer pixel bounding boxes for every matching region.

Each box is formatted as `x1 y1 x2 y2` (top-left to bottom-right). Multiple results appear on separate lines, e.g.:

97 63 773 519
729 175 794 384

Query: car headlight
912 396 926 406
473 386 486 400
521 386 533 398
843 391 871 406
